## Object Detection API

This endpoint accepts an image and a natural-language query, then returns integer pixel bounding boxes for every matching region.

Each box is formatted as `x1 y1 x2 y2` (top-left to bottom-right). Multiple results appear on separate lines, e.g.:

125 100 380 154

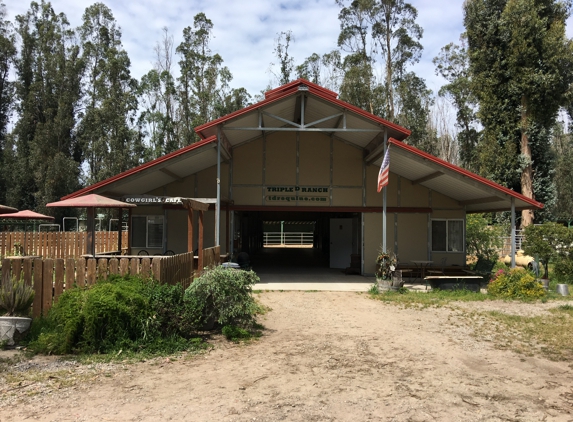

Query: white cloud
5 0 573 99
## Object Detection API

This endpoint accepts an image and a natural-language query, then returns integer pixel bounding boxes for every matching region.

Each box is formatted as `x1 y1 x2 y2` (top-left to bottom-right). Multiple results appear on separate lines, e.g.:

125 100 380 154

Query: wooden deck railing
0 231 128 259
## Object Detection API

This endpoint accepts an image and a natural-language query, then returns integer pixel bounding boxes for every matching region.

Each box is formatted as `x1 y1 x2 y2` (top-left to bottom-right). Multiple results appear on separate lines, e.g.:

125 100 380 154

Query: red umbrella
47 194 136 256
0 210 55 220
0 204 17 214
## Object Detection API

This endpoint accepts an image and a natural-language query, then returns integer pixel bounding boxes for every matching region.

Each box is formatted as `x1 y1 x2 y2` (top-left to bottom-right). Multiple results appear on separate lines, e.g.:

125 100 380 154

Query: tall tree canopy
0 2 16 205
10 0 83 215
335 0 435 153
464 0 573 226
176 13 231 145
78 2 142 185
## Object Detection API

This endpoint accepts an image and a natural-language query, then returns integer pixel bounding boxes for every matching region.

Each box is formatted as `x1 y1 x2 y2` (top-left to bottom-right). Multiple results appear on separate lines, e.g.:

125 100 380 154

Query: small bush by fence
0 250 208 318
0 231 128 259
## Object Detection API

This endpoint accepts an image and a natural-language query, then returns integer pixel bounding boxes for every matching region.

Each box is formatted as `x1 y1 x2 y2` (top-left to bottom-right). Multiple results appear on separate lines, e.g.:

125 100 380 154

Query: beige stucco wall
231 133 369 207
233 138 263 185
432 190 461 209
400 178 430 208
396 213 428 263
299 133 330 185
265 133 297 185
332 188 362 207
234 187 263 205
333 140 362 186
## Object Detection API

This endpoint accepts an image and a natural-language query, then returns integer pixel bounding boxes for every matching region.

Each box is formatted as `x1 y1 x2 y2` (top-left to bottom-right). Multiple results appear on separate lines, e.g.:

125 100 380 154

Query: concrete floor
249 247 426 292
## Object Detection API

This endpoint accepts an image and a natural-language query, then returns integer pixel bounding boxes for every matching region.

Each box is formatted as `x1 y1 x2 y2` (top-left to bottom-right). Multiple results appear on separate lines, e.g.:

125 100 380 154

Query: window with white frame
431 219 464 252
132 215 164 248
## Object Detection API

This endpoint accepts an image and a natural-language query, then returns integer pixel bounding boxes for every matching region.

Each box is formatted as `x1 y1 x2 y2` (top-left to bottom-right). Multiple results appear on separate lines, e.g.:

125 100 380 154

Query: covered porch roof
368 139 543 213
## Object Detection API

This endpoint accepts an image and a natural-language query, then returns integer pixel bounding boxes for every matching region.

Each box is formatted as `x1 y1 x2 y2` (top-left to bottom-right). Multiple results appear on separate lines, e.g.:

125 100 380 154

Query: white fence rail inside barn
264 232 314 247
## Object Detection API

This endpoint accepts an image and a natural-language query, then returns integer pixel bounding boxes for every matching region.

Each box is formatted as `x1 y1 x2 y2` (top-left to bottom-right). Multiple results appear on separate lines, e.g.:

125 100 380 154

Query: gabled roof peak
264 78 338 100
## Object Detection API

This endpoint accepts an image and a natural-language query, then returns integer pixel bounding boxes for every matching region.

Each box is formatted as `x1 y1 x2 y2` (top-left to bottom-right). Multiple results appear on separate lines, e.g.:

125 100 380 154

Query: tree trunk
520 95 534 228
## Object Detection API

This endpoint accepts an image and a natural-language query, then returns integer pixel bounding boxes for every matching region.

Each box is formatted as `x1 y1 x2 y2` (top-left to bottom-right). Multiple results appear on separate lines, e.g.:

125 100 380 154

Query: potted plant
375 250 403 291
0 275 35 347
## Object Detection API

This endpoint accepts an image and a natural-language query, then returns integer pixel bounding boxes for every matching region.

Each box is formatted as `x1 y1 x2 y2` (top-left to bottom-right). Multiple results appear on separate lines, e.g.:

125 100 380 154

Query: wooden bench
424 275 483 292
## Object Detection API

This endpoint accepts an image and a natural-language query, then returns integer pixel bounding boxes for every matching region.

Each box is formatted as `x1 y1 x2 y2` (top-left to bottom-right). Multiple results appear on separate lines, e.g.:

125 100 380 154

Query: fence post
33 259 43 318
42 259 54 314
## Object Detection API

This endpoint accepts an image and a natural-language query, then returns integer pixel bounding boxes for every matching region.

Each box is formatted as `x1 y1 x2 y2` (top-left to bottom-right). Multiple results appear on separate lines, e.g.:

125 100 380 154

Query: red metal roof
0 210 55 220
47 193 136 208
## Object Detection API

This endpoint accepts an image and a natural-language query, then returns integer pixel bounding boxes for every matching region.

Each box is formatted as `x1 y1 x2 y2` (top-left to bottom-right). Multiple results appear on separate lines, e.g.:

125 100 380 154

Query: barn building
61 79 542 276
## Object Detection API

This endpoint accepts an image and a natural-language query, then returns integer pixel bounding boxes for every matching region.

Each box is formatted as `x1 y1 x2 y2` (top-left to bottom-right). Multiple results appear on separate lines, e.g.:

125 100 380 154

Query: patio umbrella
0 210 55 220
0 204 18 214
47 194 136 256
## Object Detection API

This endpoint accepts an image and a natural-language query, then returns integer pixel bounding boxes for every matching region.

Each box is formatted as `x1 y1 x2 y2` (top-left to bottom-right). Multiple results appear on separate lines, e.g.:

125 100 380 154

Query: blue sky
5 0 573 99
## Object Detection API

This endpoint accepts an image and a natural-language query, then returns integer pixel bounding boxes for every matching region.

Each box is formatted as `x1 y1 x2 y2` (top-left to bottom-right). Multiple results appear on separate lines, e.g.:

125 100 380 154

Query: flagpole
382 131 387 253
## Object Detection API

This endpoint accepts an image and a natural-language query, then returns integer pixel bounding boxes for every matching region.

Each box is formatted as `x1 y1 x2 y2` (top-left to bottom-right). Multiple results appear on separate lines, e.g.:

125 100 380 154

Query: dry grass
465 304 573 361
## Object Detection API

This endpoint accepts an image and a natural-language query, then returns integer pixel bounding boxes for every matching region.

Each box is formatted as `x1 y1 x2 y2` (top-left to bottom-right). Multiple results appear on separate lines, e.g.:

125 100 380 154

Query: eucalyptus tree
433 40 480 172
335 0 433 152
138 28 178 158
336 0 376 113
11 1 83 214
296 50 344 93
370 0 423 120
272 30 295 86
78 2 142 184
0 2 16 205
551 120 573 221
176 13 231 145
464 0 573 226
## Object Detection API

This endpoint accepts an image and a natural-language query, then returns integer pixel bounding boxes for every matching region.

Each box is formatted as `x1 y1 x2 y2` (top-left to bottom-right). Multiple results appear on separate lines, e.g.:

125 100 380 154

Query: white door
330 218 352 269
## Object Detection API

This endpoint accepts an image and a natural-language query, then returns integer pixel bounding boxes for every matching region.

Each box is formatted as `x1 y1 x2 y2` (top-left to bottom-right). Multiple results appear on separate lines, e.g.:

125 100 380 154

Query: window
132 215 164 248
432 219 464 252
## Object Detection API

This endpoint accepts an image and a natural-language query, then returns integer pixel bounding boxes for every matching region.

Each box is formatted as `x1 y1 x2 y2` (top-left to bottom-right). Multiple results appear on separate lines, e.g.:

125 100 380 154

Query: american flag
377 146 390 193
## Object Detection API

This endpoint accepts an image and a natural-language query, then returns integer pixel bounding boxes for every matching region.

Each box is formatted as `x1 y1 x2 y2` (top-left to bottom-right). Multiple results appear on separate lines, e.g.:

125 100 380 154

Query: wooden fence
0 231 129 259
0 250 201 318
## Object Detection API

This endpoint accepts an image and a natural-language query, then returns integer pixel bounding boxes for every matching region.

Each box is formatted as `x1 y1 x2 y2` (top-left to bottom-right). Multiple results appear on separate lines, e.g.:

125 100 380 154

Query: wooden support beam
187 208 194 254
411 171 444 185
117 208 122 254
198 210 204 273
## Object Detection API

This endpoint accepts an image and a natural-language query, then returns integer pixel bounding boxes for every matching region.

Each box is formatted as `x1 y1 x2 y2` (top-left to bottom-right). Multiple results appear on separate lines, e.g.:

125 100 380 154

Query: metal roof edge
62 137 217 200
388 138 544 210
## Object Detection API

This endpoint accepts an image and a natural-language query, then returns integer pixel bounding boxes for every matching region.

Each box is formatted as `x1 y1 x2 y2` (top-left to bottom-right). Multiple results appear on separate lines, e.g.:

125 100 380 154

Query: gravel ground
1 292 573 421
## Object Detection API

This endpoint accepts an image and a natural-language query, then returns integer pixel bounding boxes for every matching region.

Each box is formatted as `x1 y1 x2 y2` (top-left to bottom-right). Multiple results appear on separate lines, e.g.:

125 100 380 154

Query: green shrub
466 214 504 261
553 257 573 284
522 222 573 279
184 266 261 329
28 275 202 355
487 268 545 299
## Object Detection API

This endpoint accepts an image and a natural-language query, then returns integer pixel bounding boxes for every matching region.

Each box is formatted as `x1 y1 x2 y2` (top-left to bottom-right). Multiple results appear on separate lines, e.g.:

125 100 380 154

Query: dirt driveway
2 291 573 421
